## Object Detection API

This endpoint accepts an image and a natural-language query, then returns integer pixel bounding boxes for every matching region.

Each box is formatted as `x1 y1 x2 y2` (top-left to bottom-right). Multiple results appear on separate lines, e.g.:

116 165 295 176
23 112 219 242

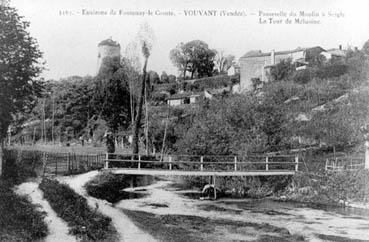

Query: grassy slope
0 180 48 242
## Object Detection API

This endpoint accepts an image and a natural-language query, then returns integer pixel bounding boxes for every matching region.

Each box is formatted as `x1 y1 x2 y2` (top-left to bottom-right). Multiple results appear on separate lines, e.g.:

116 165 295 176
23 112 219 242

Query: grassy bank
39 178 118 241
122 209 305 242
0 149 48 241
280 170 369 206
85 171 154 203
0 180 48 241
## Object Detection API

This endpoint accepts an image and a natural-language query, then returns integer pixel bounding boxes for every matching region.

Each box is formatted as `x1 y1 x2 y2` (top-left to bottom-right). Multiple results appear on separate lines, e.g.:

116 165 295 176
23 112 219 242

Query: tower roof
98 38 120 47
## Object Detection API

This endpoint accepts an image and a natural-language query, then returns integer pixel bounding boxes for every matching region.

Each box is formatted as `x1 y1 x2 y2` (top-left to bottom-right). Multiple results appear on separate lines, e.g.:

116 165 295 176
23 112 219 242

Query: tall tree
0 4 43 175
132 22 155 155
92 57 132 132
170 40 216 79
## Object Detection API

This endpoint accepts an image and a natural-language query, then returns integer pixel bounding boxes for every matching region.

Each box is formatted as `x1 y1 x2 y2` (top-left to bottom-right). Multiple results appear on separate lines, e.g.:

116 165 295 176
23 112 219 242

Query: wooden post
265 156 269 171
295 155 299 171
365 141 369 170
213 174 217 200
42 152 46 177
138 155 141 170
67 153 70 174
105 153 109 169
325 159 328 171
234 156 237 171
55 156 58 176
169 156 172 170
200 156 204 171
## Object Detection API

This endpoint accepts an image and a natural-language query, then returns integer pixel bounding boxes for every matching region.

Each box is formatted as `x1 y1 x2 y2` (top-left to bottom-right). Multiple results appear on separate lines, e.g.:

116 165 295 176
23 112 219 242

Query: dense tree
0 4 43 174
92 57 132 133
148 70 160 85
92 78 131 132
168 74 177 83
170 40 216 79
268 59 294 82
160 71 169 83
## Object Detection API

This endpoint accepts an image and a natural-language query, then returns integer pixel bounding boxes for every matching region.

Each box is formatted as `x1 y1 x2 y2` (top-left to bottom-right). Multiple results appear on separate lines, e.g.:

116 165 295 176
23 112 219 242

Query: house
239 46 324 92
227 64 240 76
321 45 347 62
166 92 202 106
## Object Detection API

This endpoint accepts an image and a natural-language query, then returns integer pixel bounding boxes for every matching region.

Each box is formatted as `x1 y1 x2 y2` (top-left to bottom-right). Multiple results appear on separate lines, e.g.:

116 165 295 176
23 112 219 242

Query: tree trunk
183 64 187 79
132 57 148 155
144 80 149 155
0 139 3 176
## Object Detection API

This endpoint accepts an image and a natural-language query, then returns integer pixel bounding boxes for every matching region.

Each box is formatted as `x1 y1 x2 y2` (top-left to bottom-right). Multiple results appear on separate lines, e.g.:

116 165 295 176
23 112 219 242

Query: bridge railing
104 153 299 172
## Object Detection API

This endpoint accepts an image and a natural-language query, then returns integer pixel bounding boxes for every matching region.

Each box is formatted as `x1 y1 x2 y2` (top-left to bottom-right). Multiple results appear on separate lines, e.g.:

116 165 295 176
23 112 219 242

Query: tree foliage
170 40 216 79
92 57 132 132
0 5 43 139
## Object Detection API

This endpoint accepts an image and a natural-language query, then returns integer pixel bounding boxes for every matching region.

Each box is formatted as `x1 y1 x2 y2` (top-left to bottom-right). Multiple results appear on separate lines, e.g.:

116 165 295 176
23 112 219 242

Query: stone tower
96 37 121 73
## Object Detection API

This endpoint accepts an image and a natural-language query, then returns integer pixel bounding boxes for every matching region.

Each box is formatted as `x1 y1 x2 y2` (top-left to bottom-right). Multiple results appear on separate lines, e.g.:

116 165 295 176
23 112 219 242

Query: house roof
166 92 202 100
241 46 324 59
324 48 347 57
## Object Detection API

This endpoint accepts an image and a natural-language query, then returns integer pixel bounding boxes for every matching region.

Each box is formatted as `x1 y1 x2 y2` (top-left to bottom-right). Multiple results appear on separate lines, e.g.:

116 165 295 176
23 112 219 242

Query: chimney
271 50 275 65
339 45 342 50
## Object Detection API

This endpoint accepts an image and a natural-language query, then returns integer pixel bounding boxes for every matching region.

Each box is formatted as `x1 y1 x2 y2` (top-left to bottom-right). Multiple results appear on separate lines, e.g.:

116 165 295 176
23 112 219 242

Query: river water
116 180 369 241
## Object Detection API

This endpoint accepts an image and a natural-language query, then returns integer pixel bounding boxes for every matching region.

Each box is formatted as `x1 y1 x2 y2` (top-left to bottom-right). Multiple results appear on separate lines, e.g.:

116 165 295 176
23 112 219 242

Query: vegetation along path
58 171 156 242
15 181 77 242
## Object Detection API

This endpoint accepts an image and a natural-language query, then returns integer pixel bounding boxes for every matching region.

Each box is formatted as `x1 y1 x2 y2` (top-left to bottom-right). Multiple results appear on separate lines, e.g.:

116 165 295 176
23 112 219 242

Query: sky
10 0 369 80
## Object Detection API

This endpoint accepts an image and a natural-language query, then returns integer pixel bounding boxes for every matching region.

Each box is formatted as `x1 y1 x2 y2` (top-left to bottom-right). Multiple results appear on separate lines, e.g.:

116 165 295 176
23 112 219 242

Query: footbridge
103 153 299 177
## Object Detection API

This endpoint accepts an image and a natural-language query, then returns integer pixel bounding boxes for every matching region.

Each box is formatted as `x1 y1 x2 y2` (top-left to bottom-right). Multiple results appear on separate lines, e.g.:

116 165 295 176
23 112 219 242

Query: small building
166 92 202 106
227 64 240 76
239 46 324 92
321 45 347 62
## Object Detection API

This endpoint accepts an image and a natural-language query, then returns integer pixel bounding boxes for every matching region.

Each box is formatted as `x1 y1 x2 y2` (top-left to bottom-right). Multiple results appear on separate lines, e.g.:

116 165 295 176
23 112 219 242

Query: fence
4 148 105 176
43 152 105 176
325 155 365 171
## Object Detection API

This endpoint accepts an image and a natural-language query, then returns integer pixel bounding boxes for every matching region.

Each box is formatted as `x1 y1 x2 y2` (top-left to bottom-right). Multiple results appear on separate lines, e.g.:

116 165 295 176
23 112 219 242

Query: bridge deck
105 168 296 176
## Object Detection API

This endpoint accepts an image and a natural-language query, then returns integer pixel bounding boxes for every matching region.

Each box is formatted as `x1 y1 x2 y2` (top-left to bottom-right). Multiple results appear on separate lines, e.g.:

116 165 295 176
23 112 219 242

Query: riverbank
111 177 369 241
277 170 369 209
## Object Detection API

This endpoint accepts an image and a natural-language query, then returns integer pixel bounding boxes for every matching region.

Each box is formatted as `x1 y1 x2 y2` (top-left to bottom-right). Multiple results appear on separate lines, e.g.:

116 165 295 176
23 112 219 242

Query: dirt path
15 181 76 242
117 180 369 241
59 171 156 242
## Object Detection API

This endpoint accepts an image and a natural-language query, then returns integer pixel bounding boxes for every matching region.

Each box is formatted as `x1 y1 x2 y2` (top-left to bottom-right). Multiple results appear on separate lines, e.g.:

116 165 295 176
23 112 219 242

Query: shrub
39 178 116 241
85 171 153 203
287 170 369 205
0 180 48 241
2 149 43 185
315 64 348 79
292 69 312 84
